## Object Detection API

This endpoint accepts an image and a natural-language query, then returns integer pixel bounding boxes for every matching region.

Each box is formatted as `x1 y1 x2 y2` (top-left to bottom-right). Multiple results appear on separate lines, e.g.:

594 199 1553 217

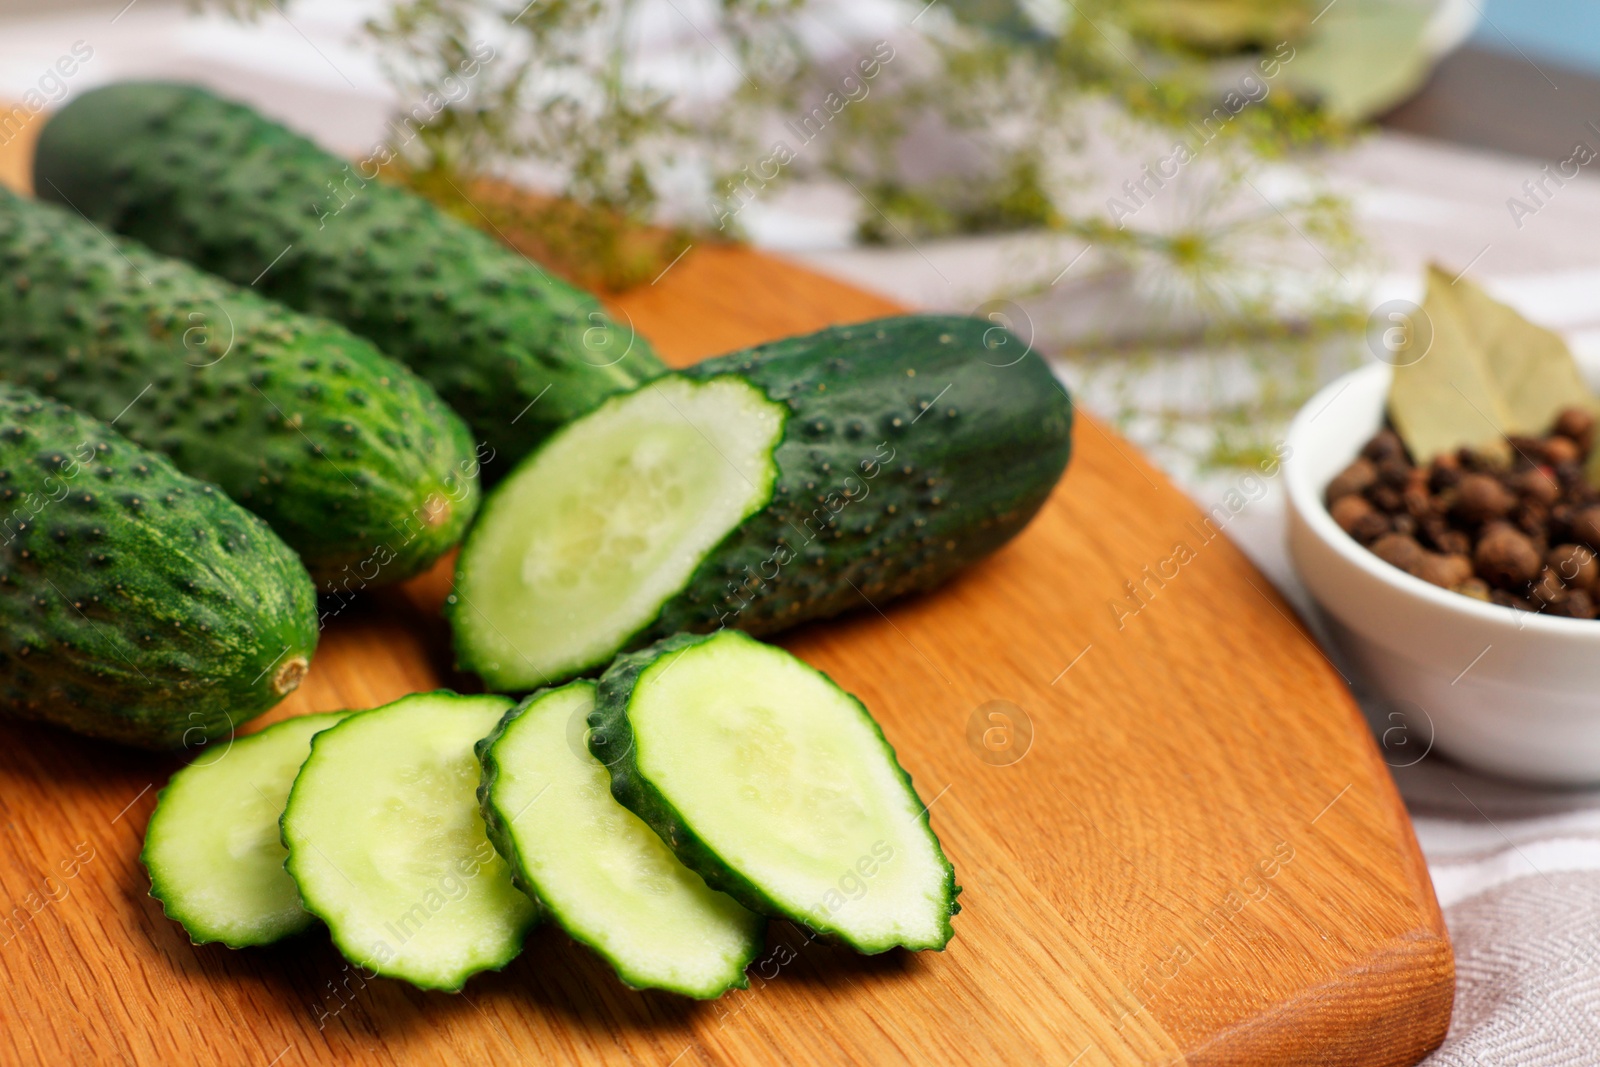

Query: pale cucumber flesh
481 681 764 997
452 376 784 688
282 692 538 990
141 711 349 947
627 631 957 952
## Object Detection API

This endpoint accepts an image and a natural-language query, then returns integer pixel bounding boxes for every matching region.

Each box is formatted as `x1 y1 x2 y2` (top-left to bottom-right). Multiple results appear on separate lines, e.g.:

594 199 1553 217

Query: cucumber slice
141 711 349 947
282 691 538 990
593 630 960 953
450 315 1073 692
478 681 766 998
451 376 785 686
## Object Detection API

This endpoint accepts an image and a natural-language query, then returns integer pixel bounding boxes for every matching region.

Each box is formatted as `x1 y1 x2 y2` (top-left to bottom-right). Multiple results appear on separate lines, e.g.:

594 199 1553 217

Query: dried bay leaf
1452 271 1596 436
1388 264 1599 466
1387 265 1513 464
1284 0 1436 123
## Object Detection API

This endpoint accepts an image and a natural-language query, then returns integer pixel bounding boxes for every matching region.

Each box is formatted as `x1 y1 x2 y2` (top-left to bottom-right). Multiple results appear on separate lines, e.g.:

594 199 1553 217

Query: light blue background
1474 1 1600 75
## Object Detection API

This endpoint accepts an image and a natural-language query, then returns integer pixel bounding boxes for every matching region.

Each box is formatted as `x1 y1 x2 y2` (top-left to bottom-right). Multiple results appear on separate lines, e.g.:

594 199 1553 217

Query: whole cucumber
0 385 317 749
0 188 478 590
450 314 1073 688
34 81 666 470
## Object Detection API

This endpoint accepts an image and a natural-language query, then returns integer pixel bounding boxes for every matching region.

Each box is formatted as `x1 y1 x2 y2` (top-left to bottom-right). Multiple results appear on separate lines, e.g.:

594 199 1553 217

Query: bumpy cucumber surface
451 314 1072 689
282 691 537 991
35 81 665 468
593 630 959 953
0 189 477 589
143 711 349 947
478 681 765 997
0 385 317 749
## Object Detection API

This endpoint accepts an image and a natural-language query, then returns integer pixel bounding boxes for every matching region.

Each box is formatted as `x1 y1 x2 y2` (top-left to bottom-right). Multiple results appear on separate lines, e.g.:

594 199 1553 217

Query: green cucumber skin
35 81 666 469
472 692 556 922
0 385 317 749
476 682 762 998
0 188 477 589
591 630 961 953
653 314 1071 644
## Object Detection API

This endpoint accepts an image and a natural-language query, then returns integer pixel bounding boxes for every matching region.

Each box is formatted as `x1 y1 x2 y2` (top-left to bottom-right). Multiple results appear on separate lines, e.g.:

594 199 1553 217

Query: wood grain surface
0 130 1452 1065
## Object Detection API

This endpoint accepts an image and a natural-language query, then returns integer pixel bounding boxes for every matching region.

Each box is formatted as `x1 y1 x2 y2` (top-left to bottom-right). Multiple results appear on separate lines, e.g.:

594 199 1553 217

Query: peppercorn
1331 494 1389 543
1543 435 1581 468
1415 552 1473 589
1363 428 1405 464
1371 533 1425 575
1548 543 1598 591
1514 500 1549 542
1571 505 1600 550
1403 477 1435 520
1340 420 1600 617
1433 528 1471 557
1560 589 1598 620
1324 457 1377 504
1369 485 1404 513
1510 466 1562 506
1554 407 1596 453
1376 458 1411 490
1530 567 1568 609
1489 589 1534 611
1550 502 1577 540
1475 522 1542 588
1453 473 1515 523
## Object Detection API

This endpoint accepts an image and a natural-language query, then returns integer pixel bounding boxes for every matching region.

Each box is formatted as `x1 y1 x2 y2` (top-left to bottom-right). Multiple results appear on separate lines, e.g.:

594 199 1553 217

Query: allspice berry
1370 485 1404 512
1571 505 1600 549
1543 435 1582 468
1363 428 1405 464
1433 528 1472 557
1341 420 1600 618
1331 494 1388 542
1475 522 1543 588
1530 567 1568 609
1403 483 1435 520
1547 543 1598 592
1371 533 1426 575
1560 589 1598 620
1324 457 1377 504
1415 552 1473 589
1553 407 1596 454
1453 473 1515 523
1510 466 1562 506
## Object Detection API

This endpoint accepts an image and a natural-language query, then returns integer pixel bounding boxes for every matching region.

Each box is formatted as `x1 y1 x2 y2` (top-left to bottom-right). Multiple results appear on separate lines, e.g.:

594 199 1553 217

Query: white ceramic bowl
1285 363 1600 785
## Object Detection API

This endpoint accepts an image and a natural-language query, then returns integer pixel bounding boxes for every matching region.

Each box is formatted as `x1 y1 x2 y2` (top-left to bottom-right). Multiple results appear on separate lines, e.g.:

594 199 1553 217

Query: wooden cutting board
0 129 1451 1065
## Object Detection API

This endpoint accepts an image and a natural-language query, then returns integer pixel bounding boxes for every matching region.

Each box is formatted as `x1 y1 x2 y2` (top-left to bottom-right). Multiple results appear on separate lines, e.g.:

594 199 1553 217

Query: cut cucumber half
450 375 785 688
593 630 960 953
282 691 538 990
450 315 1073 692
478 681 766 997
141 711 350 947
